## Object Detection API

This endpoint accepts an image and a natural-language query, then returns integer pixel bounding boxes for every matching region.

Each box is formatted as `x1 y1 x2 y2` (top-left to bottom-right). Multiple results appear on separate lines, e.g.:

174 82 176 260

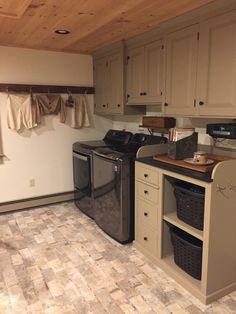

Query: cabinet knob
199 101 204 106
144 212 148 216
143 92 147 96
164 103 168 107
117 104 121 107
143 236 148 241
102 104 106 107
144 190 148 194
144 173 148 178
140 92 143 96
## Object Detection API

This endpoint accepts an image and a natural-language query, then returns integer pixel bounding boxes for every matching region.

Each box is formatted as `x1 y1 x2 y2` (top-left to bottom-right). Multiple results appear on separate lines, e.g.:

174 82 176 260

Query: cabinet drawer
136 163 159 187
136 181 158 204
135 222 158 257
136 198 158 229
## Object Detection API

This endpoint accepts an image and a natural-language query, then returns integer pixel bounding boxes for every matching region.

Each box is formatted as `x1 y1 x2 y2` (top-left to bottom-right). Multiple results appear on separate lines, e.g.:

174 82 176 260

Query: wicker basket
170 227 203 280
173 181 205 230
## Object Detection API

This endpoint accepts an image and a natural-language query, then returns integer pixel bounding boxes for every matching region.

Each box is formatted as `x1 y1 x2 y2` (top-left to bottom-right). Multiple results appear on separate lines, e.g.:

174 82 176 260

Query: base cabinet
135 161 236 304
135 163 160 260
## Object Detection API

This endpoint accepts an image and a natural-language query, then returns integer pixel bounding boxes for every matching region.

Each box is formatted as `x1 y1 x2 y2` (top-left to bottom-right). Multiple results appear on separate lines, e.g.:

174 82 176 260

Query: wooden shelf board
139 125 169 133
161 254 202 291
0 83 95 94
163 212 204 241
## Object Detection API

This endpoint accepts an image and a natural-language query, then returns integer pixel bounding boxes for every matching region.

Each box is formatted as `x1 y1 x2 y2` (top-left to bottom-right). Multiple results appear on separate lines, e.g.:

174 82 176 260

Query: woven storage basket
170 227 203 280
173 181 205 230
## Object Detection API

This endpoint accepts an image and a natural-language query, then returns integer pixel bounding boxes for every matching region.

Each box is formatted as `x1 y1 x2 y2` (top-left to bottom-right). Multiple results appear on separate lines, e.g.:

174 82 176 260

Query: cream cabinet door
107 52 124 114
164 25 198 115
94 57 108 113
126 46 145 104
143 40 163 103
197 11 236 117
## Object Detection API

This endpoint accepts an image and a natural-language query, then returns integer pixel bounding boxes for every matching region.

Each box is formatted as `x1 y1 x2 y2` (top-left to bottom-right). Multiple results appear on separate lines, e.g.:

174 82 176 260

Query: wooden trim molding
0 191 75 213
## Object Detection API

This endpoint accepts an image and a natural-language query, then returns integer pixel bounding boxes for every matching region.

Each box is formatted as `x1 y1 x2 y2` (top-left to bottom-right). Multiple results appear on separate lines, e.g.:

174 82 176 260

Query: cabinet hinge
197 32 199 40
161 45 164 50
160 91 163 96
127 94 130 101
126 56 130 64
194 99 196 107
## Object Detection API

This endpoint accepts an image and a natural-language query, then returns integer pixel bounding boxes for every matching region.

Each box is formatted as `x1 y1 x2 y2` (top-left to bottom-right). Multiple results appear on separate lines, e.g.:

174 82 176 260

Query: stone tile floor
0 202 235 314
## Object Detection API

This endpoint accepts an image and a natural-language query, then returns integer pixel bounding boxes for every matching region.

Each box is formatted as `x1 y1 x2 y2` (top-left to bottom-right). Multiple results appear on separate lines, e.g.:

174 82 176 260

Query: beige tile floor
0 202 235 314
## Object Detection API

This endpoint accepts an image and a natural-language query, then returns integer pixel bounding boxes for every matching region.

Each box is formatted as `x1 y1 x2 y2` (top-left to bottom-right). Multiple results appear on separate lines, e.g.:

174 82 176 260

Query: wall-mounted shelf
0 83 95 94
139 125 170 135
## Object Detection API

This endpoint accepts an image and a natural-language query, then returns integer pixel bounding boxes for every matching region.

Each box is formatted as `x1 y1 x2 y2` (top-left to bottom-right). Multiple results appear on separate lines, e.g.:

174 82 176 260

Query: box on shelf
142 116 176 128
168 132 198 160
170 227 203 280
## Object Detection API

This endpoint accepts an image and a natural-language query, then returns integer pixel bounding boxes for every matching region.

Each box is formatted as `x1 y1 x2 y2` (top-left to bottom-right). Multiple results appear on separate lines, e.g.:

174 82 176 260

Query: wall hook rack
0 83 95 95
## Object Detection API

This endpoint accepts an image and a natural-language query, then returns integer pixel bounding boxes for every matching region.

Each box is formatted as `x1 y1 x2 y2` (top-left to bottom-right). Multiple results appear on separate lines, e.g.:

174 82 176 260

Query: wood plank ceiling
0 0 214 54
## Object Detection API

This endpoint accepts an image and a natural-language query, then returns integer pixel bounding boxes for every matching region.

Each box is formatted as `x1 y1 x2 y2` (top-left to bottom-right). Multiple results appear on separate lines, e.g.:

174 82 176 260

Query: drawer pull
143 236 148 241
144 190 148 194
144 212 148 216
144 173 148 178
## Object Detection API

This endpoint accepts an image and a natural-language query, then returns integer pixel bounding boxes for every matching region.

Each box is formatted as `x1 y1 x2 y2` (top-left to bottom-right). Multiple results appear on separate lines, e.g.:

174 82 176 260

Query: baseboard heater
0 191 75 213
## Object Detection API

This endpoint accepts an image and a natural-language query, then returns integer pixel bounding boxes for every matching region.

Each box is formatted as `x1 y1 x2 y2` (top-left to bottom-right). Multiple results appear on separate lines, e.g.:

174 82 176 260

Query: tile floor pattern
0 202 235 314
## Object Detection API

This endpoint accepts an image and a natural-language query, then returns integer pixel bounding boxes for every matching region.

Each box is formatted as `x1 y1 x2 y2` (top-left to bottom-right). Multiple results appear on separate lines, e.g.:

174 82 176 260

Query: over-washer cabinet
135 159 236 304
93 7 236 117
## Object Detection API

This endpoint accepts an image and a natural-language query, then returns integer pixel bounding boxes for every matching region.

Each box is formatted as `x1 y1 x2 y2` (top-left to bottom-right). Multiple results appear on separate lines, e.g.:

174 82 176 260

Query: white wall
0 46 112 203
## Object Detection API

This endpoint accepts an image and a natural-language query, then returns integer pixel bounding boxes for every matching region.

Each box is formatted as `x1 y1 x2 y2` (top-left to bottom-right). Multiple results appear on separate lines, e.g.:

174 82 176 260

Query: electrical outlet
29 178 35 187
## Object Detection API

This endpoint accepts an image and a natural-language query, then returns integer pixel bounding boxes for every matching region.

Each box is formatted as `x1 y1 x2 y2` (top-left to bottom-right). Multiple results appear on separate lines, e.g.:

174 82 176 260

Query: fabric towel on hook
66 94 91 129
34 95 66 123
7 94 34 131
0 118 4 162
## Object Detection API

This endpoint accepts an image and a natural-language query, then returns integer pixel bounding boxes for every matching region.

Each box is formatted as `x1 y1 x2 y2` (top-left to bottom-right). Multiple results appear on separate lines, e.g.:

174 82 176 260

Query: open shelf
163 212 203 240
139 125 169 135
161 254 202 291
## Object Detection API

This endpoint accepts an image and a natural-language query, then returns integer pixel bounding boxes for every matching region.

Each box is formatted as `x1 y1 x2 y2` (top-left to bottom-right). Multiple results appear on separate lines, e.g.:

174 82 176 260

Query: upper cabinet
164 25 198 116
94 49 123 114
93 43 145 115
93 8 236 117
164 10 236 117
93 57 108 113
126 39 163 105
196 11 236 116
